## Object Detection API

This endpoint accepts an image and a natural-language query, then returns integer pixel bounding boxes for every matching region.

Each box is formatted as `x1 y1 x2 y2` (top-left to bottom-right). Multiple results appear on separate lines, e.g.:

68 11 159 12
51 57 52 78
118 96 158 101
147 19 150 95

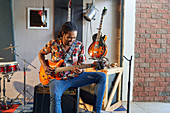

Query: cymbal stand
9 44 36 108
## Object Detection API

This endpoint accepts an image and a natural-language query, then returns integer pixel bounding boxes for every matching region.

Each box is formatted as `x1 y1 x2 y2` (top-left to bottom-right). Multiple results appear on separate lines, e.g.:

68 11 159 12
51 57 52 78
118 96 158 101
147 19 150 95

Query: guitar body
88 34 108 58
39 60 64 85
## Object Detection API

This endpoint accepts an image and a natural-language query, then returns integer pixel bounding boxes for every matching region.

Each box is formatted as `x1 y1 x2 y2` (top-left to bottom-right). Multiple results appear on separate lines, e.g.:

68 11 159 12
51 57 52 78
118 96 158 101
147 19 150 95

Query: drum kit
0 44 36 110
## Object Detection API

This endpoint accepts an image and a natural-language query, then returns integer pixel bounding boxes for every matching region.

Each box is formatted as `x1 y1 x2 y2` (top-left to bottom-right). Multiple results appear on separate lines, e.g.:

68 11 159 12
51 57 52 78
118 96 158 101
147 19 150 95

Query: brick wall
133 0 170 102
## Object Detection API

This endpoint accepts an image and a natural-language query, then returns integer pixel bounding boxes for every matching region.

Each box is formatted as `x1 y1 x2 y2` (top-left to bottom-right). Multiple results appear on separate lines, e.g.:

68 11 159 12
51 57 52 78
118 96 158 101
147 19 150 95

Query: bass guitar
39 59 97 85
88 7 108 59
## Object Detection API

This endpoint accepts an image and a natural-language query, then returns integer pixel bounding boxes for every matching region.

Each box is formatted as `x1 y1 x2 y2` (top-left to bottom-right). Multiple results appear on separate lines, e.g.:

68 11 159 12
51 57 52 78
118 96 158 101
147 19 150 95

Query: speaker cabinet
33 84 79 113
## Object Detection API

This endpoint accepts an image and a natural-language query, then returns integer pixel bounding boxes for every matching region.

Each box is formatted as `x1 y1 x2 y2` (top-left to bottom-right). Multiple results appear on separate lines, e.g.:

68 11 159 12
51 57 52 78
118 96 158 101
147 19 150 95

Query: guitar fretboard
54 64 95 73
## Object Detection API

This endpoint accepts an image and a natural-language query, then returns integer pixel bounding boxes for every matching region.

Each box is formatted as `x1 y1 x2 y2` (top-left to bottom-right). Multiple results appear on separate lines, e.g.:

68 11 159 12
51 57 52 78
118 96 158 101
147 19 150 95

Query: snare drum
0 61 19 74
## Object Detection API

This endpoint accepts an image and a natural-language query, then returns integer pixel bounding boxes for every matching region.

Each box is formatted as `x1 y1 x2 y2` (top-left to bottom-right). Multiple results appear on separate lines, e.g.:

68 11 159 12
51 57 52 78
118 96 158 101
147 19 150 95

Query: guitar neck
54 64 94 73
96 15 104 41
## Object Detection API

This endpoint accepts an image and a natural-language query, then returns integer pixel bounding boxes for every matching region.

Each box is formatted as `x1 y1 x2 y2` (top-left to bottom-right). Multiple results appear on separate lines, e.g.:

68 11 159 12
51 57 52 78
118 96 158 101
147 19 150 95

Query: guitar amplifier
33 84 79 113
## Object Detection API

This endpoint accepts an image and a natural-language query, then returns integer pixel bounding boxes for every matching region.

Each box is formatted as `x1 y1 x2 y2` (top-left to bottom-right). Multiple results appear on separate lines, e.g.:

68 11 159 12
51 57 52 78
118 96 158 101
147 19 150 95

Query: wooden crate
79 67 123 112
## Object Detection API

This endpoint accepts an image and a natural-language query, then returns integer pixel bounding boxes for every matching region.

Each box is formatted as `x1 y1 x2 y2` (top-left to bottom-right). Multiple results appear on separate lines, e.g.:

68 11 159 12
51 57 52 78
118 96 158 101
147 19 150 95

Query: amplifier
33 84 79 113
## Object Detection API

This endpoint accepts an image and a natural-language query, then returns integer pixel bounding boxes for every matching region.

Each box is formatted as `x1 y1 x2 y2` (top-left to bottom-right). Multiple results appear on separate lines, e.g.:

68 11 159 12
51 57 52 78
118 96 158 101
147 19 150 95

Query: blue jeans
49 72 106 113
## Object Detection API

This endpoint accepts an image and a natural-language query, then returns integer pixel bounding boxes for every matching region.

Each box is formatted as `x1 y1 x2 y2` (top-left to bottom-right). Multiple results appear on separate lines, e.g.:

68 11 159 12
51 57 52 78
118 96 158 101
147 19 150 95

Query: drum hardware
7 44 36 109
0 74 13 110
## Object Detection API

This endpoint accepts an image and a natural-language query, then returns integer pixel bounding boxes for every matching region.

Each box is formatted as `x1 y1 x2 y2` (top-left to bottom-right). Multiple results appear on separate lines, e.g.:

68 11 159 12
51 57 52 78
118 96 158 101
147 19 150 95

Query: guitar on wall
88 7 108 59
67 0 72 22
39 60 101 85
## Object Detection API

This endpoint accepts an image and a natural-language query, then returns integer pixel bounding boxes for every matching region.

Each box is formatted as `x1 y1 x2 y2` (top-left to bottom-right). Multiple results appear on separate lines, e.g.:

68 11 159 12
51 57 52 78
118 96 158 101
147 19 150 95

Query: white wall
6 0 54 98
122 0 136 101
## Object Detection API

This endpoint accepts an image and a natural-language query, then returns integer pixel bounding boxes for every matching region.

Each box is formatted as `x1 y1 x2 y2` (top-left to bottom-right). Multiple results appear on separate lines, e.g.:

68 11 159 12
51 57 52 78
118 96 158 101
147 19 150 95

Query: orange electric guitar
88 7 108 59
39 59 98 85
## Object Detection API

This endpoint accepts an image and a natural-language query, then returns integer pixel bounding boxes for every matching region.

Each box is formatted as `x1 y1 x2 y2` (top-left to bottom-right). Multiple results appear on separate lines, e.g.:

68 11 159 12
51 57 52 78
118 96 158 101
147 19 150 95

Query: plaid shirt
42 39 86 80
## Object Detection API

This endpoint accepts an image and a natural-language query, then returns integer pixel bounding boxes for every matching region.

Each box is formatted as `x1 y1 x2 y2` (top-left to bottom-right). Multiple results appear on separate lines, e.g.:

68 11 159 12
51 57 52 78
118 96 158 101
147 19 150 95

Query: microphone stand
123 55 132 113
10 45 36 108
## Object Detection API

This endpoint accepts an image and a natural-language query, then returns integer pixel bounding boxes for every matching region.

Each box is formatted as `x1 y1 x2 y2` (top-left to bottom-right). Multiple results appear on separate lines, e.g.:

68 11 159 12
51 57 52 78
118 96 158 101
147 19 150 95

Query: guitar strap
64 40 77 64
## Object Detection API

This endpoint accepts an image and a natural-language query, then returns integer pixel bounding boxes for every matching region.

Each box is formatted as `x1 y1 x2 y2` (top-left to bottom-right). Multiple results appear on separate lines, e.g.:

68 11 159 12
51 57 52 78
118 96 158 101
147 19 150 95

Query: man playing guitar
38 22 106 113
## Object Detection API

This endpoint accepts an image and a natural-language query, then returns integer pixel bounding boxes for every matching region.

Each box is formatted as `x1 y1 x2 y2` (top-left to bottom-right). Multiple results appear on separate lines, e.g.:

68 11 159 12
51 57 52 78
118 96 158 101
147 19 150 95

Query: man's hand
44 66 54 75
72 67 83 74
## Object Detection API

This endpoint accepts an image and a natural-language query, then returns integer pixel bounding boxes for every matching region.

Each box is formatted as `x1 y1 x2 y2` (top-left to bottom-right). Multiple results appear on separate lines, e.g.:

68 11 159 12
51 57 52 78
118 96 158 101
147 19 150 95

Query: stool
33 84 79 113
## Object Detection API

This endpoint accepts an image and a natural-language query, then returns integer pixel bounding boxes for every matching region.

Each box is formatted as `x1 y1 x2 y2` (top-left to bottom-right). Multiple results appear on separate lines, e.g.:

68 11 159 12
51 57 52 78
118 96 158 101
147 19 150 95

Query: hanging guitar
67 0 72 22
88 7 108 59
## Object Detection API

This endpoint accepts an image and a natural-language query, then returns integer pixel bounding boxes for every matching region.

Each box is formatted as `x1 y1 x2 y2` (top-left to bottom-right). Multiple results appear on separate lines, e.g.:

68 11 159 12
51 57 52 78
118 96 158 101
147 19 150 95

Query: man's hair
61 22 78 34
57 22 78 38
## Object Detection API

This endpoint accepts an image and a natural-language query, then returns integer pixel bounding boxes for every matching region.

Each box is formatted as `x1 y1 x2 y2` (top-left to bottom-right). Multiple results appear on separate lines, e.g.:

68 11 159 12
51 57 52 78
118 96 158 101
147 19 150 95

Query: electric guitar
39 60 97 85
67 0 72 22
88 7 108 59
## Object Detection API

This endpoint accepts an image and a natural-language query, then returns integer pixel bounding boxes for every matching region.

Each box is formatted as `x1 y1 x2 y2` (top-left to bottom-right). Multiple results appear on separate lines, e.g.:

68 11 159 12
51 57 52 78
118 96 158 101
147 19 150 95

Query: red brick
162 4 169 9
150 44 160 48
155 87 166 91
135 58 145 62
152 4 162 9
157 39 167 43
161 63 170 67
167 49 170 53
149 92 159 96
134 73 139 77
151 24 162 29
155 96 165 101
156 77 165 82
161 54 170 58
150 73 160 77
135 38 145 43
151 34 161 38
147 9 157 13
157 0 169 3
143 96 154 101
146 48 156 53
146 19 157 23
162 34 170 38
134 68 145 73
158 9 168 14
136 8 146 13
138 92 148 96
150 53 161 58
150 63 160 67
160 82 170 87
146 29 156 33
146 39 156 43
141 3 151 8
146 0 157 3
157 19 168 24
140 34 151 38
152 14 162 19
167 39 170 43
135 63 140 67
138 82 149 87
136 28 146 33
145 77 155 82
144 87 154 91
136 18 146 23
144 68 156 72
135 77 145 82
134 87 144 92
133 91 138 97
140 53 149 58
161 44 170 48
135 48 145 53
146 58 155 63
141 13 152 18
162 25 170 29
136 13 141 18
166 78 170 82
136 23 141 28
140 43 150 48
135 43 140 48
149 82 159 86
136 0 147 2
139 73 149 77
141 23 151 28
133 97 144 101
156 68 166 72
156 58 166 63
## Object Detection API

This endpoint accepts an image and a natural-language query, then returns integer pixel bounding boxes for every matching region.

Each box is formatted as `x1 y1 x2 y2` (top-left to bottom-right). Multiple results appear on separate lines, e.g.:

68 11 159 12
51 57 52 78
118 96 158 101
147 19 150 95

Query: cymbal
4 46 18 50
0 57 4 60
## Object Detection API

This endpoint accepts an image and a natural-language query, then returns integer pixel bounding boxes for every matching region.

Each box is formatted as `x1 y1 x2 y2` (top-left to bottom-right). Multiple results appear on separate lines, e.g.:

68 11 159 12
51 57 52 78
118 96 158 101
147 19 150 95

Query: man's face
62 31 77 46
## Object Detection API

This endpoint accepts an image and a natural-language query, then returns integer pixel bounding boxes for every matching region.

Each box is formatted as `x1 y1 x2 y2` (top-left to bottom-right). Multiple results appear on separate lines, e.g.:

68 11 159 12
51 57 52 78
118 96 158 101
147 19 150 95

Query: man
39 22 106 113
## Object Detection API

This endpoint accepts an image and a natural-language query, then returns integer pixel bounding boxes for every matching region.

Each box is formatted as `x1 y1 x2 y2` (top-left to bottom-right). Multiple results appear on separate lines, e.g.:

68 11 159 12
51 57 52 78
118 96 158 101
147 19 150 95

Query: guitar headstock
102 7 107 16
